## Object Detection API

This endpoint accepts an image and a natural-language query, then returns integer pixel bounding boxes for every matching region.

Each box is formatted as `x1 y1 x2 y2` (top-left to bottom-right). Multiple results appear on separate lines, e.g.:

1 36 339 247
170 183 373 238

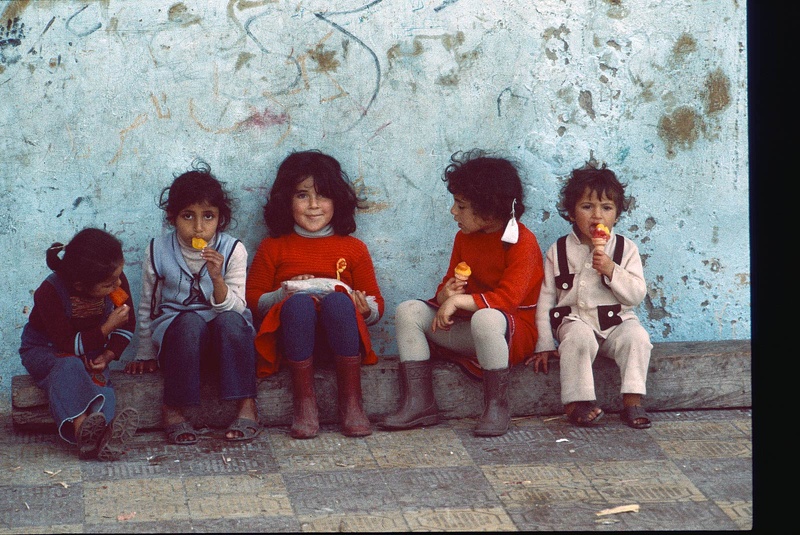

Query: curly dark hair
443 149 525 222
46 227 124 288
557 163 630 221
263 150 363 238
159 160 234 231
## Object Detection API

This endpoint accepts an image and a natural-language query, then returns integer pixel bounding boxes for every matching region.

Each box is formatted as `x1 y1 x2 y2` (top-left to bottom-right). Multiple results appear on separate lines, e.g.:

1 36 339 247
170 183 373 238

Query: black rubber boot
474 367 510 437
380 360 439 430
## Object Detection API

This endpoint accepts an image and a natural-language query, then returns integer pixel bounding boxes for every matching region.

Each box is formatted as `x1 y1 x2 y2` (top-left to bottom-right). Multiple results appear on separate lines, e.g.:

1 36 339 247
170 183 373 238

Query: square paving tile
383 466 501 509
282 469 395 516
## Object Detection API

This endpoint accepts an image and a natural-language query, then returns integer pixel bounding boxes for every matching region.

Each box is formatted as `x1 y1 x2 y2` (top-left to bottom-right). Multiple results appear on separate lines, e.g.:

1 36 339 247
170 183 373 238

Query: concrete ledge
11 339 751 431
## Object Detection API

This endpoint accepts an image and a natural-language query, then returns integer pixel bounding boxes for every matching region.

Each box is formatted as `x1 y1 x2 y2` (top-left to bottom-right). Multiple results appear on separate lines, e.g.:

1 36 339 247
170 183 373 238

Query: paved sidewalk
0 408 752 532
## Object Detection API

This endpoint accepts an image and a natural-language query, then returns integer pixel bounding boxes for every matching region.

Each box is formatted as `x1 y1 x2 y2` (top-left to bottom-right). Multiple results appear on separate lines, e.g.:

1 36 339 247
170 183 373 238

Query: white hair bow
501 199 519 244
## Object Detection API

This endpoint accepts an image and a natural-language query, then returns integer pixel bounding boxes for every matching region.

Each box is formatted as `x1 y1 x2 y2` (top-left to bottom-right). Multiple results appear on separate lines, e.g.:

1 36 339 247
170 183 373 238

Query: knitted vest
148 232 251 350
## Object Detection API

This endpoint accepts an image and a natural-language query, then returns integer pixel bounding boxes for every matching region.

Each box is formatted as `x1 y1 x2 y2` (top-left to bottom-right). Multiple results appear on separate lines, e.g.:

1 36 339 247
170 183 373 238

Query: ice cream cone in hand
591 224 611 252
454 261 471 282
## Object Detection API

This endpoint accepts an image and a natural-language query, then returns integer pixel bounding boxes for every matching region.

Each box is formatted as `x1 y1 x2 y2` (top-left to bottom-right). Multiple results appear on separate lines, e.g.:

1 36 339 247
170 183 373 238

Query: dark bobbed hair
263 150 362 238
443 149 526 222
46 227 124 288
159 160 234 231
557 163 630 221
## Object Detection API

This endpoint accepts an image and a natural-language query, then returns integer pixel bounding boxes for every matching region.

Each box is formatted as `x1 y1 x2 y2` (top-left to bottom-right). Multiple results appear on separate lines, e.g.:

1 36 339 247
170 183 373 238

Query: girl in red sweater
381 150 544 437
246 150 384 439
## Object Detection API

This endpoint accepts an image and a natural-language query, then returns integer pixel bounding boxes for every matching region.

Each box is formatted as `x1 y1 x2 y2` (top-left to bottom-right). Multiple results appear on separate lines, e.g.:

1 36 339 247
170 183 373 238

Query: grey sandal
225 417 260 442
165 420 198 445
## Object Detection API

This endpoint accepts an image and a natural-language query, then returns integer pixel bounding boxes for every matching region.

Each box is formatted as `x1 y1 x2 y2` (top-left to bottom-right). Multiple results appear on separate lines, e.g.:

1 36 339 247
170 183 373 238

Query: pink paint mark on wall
239 108 289 130
367 121 392 142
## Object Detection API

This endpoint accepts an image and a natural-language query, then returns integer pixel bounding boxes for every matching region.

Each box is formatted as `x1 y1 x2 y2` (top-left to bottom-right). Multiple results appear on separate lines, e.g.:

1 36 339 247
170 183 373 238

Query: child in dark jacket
20 228 139 460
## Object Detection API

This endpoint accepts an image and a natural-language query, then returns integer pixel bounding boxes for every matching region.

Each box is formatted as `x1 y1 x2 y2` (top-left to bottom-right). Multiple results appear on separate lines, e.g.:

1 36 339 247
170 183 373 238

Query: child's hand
124 359 159 374
592 249 615 279
84 350 115 373
102 304 130 333
436 277 467 304
432 299 458 332
525 350 557 374
351 290 371 317
201 248 225 279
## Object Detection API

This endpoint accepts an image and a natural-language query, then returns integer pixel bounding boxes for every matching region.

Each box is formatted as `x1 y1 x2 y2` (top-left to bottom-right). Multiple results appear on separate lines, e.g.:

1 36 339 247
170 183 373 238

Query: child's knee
320 291 355 315
54 356 85 374
396 299 430 326
470 308 507 337
396 299 425 316
283 293 316 313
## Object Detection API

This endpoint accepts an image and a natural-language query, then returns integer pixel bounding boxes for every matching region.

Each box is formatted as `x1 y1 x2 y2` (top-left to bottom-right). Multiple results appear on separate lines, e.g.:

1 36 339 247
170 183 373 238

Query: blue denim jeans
20 343 115 444
159 311 256 407
279 292 360 362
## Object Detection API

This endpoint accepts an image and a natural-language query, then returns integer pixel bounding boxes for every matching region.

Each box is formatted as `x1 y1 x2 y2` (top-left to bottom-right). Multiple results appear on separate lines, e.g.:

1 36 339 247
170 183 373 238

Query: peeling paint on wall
704 68 731 114
658 106 705 158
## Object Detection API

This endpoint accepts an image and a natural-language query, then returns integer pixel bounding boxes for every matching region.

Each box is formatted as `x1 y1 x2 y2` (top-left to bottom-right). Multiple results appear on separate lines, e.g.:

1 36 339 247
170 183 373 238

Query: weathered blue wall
0 0 749 410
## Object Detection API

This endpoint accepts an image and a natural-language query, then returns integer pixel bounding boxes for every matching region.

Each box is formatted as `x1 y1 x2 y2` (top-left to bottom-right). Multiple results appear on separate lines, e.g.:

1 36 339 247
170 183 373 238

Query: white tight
394 299 509 371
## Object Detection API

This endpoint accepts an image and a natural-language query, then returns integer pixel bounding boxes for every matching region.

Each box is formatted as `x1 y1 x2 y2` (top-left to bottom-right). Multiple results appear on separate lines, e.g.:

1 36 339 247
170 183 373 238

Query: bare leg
73 413 87 436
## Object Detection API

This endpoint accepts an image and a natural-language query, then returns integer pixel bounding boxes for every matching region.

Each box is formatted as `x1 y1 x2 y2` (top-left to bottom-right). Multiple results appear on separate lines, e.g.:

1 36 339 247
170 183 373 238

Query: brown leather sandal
567 401 605 427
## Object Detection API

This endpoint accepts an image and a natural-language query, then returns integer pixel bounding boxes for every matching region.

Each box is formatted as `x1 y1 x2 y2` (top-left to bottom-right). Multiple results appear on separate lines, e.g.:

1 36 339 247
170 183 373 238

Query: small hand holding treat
109 288 129 307
454 261 471 282
591 224 611 252
191 237 208 250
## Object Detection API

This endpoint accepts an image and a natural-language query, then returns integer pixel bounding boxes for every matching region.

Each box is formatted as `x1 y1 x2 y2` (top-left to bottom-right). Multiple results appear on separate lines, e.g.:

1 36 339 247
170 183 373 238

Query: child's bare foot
124 360 159 374
566 401 604 427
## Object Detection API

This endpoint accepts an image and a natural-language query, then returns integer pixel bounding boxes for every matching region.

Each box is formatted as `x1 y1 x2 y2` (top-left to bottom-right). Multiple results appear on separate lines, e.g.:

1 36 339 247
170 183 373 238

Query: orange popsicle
109 288 128 307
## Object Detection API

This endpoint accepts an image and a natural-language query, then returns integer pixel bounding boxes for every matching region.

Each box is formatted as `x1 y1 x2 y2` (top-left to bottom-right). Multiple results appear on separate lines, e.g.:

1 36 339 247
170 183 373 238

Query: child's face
80 263 124 298
292 176 334 233
174 201 221 247
572 188 619 244
450 194 503 234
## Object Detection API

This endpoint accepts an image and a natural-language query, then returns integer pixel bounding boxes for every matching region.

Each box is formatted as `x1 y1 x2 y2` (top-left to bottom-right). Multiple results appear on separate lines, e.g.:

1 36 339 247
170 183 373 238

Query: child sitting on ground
527 163 652 429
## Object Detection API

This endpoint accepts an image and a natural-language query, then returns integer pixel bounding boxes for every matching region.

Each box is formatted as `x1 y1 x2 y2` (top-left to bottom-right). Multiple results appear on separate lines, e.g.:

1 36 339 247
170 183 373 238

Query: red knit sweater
246 233 384 377
427 223 544 377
